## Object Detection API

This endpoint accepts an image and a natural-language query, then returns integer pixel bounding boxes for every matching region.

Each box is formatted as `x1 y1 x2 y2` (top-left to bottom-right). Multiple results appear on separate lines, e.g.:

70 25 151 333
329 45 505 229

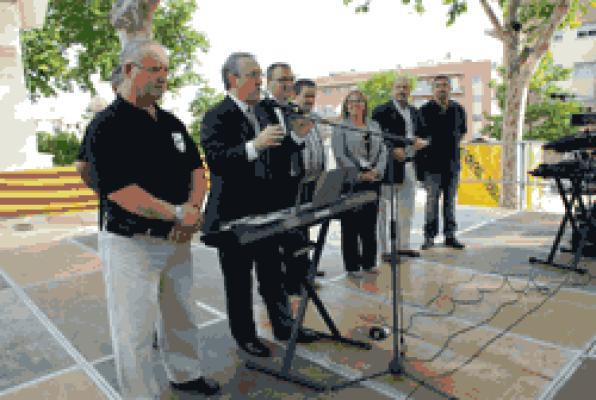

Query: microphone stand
280 106 450 396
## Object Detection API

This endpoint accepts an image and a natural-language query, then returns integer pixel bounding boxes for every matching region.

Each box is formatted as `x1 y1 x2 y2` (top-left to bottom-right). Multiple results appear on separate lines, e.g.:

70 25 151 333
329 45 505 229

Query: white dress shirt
392 100 416 181
228 93 260 161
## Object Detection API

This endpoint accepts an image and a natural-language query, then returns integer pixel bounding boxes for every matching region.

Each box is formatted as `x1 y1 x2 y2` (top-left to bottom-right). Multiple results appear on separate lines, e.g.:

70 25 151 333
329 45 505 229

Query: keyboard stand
246 218 372 391
529 175 589 274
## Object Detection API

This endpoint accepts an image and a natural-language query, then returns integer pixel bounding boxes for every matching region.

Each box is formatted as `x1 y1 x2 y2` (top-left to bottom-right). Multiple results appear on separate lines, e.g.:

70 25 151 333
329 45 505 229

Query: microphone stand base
388 356 404 375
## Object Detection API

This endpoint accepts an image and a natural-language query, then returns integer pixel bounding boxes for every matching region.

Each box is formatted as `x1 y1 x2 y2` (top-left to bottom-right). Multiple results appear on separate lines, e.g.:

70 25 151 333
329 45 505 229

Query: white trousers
100 232 202 400
378 163 416 253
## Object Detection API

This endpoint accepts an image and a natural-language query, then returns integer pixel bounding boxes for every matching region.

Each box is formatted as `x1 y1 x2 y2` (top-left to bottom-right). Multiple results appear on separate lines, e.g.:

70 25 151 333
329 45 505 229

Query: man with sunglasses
83 39 219 399
253 65 322 302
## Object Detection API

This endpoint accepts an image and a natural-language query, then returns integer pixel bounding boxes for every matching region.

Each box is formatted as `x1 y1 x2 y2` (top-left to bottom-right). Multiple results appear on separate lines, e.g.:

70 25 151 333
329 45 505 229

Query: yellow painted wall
458 144 502 207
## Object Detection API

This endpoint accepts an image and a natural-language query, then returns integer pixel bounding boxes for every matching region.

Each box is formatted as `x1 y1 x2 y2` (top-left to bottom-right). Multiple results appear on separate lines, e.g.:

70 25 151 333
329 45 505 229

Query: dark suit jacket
371 101 425 184
201 96 305 233
201 96 264 233
255 99 305 211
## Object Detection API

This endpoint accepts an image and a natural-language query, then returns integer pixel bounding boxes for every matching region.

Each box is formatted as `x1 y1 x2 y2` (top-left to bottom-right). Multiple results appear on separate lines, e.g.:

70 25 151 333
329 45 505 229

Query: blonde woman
331 90 387 277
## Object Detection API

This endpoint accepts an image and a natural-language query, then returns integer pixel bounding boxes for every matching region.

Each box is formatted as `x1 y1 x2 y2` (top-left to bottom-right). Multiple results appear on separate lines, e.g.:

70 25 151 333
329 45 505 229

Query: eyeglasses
274 76 295 83
347 98 365 103
240 71 264 79
132 63 169 74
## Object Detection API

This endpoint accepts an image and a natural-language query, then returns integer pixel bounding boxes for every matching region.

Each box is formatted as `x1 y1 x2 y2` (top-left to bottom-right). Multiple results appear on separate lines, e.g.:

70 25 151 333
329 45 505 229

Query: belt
107 221 172 240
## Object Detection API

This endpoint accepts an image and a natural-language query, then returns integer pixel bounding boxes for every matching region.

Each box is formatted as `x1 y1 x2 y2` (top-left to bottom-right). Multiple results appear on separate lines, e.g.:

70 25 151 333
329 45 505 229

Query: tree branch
523 0 571 67
478 0 504 40
506 0 522 76
508 0 521 24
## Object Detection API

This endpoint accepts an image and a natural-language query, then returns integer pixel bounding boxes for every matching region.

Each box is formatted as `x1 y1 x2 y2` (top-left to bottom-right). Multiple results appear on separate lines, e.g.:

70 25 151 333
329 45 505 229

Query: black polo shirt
419 99 467 173
83 96 203 238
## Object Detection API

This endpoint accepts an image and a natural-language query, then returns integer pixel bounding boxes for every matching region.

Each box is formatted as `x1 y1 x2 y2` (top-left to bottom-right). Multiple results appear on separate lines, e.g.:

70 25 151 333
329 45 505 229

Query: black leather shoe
398 249 421 258
316 271 326 277
238 338 271 357
275 328 319 343
170 376 221 396
445 237 465 249
421 238 434 250
381 252 392 263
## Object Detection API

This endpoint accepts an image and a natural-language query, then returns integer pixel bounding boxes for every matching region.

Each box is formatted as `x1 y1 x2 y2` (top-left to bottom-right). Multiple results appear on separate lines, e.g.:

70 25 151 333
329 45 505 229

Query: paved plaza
0 205 594 399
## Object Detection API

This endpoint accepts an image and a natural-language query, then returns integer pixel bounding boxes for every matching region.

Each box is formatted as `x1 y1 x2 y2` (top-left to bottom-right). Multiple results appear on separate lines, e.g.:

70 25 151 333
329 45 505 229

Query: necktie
246 106 260 135
364 132 371 161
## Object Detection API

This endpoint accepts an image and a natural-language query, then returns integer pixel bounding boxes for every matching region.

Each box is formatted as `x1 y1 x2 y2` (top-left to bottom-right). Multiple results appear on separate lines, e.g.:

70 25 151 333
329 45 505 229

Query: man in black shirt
418 75 467 250
77 65 124 228
83 39 219 399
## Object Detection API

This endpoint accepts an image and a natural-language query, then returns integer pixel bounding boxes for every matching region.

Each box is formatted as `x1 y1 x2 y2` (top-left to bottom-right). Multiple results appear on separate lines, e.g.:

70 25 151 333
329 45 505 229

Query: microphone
260 88 304 115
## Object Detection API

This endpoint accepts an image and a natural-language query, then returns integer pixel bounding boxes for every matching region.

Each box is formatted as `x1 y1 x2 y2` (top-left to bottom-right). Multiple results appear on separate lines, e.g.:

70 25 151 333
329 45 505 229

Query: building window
324 105 336 116
413 98 426 108
577 23 596 39
472 114 483 122
573 62 596 79
451 77 460 92
413 80 432 96
472 121 483 136
553 31 563 41
322 87 332 95
470 78 481 96
473 94 483 102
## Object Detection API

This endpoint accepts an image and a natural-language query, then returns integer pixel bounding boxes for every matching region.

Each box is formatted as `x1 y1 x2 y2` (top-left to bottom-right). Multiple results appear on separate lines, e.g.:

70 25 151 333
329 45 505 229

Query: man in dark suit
254 63 315 295
201 53 315 358
255 62 312 210
418 75 467 250
372 76 428 261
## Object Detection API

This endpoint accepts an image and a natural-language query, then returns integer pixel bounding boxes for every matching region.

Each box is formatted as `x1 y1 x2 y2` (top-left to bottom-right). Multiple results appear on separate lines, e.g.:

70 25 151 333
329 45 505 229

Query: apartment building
314 60 493 141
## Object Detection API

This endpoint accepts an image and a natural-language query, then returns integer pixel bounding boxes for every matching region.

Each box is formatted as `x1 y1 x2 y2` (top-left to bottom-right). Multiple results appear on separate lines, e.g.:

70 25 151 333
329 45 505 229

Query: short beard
135 86 161 106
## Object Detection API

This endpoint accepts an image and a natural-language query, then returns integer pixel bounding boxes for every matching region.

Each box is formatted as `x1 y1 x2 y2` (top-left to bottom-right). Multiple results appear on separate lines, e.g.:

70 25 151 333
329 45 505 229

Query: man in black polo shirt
418 75 467 250
77 65 124 228
84 39 219 399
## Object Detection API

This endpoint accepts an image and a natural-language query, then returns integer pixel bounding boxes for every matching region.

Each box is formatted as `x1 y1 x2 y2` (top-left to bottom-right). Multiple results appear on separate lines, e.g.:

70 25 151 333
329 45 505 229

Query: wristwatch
174 205 184 223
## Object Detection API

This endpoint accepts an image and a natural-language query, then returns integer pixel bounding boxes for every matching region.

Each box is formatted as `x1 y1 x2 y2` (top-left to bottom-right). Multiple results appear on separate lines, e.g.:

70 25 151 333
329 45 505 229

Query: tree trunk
501 36 533 209
501 76 526 209
480 0 571 209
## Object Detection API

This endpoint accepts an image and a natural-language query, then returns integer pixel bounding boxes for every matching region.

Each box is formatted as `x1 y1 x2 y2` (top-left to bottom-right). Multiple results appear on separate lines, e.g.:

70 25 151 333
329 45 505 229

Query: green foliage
343 0 465 24
188 81 225 146
22 0 209 99
37 131 81 166
344 0 585 29
358 71 417 115
482 52 584 141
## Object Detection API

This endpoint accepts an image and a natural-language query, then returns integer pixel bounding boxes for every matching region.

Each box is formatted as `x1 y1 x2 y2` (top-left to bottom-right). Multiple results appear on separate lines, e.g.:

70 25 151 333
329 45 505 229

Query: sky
191 0 503 91
31 0 505 125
